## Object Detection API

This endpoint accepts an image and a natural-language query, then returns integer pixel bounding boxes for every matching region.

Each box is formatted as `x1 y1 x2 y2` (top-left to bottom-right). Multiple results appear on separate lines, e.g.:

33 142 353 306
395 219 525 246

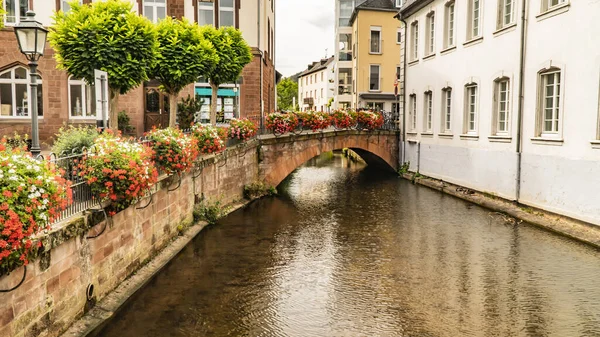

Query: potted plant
331 109 357 130
227 118 258 145
146 127 199 175
191 124 226 154
266 112 299 136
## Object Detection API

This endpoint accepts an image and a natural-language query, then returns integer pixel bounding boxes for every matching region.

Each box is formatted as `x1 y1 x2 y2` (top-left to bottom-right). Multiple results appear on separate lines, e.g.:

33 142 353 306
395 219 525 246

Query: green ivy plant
49 0 159 131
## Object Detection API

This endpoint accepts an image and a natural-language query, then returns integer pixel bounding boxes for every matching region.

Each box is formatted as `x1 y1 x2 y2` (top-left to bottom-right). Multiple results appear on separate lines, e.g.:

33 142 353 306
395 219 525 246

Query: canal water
97 152 600 337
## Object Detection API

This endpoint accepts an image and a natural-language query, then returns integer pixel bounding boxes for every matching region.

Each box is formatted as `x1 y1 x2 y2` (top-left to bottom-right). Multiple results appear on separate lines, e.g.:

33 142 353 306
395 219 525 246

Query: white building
398 0 600 225
298 57 336 112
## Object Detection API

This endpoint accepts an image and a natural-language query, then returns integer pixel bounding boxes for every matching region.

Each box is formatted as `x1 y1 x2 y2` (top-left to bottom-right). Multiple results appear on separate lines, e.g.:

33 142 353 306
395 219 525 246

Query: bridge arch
258 130 399 187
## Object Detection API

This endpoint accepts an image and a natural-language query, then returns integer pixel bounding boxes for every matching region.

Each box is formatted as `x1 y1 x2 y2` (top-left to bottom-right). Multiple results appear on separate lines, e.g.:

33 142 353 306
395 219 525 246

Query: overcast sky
276 0 335 77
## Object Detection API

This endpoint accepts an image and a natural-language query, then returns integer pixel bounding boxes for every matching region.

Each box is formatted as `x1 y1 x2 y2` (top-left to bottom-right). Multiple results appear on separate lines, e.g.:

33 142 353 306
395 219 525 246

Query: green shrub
52 125 98 155
4 132 29 150
193 199 229 225
243 181 277 200
177 95 204 130
118 111 134 135
398 161 410 174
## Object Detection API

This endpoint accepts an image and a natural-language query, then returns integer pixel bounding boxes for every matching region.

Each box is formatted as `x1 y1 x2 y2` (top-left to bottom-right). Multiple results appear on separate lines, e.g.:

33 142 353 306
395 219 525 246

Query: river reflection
97 152 600 337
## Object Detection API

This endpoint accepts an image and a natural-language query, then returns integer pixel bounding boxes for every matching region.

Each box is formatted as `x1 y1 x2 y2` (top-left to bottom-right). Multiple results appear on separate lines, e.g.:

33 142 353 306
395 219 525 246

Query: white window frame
541 0 566 13
369 64 381 92
0 66 43 119
409 94 417 131
142 0 167 24
3 0 28 26
536 68 563 137
467 0 482 40
198 1 215 26
464 83 479 134
497 0 515 29
444 1 455 49
396 0 404 7
61 0 83 12
493 77 511 135
397 28 402 44
424 91 433 132
219 0 235 27
68 77 96 119
442 87 452 133
411 21 419 61
426 12 436 55
370 26 382 54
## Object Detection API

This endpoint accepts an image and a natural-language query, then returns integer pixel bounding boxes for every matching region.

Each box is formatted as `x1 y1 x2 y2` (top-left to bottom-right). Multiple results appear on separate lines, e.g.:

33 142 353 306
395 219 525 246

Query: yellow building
350 0 403 112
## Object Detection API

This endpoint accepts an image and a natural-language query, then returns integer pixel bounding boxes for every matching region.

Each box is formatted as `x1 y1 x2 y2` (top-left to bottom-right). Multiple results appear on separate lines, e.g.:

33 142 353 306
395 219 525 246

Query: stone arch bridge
257 130 399 186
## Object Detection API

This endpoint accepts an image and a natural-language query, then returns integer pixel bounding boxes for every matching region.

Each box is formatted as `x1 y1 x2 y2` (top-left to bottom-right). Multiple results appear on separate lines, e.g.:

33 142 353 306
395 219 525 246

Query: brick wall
239 49 276 125
0 141 259 337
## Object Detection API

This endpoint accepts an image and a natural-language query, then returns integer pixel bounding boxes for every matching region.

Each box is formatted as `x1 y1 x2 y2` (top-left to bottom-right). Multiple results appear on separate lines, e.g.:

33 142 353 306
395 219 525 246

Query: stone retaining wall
0 141 259 337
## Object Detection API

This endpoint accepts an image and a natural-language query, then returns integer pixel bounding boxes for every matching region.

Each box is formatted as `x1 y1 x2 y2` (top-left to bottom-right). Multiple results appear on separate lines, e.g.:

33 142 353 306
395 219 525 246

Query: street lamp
14 11 48 157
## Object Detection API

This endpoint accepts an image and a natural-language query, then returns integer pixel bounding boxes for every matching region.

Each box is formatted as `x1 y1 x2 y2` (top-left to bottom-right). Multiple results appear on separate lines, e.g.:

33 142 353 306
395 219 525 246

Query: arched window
0 66 43 118
68 77 96 118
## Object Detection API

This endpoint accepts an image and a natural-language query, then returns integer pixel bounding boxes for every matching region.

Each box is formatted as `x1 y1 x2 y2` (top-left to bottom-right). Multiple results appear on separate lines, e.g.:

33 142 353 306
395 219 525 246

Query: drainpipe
515 0 528 201
258 0 264 132
400 18 408 166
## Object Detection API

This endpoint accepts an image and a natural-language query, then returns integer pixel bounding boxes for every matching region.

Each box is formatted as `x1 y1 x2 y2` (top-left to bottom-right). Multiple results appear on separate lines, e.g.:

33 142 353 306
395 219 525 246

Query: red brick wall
239 49 276 126
0 142 259 337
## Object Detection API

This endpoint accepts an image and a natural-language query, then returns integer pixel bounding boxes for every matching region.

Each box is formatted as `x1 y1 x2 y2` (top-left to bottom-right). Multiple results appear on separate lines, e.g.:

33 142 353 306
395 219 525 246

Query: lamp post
14 11 48 158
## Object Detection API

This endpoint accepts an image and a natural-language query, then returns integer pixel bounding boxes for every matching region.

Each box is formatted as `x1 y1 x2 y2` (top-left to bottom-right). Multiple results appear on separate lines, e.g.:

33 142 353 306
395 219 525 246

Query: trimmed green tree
277 77 298 111
152 17 218 127
200 26 252 125
49 0 158 131
0 3 5 29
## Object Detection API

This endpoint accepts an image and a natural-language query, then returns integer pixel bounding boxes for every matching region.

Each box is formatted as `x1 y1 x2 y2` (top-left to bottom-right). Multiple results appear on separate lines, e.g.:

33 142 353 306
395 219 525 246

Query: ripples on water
98 152 600 337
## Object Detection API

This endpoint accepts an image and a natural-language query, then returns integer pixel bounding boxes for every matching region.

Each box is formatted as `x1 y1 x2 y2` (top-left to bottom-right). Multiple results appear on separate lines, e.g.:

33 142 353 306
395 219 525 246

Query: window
143 0 166 23
338 68 352 95
493 78 510 135
3 0 27 25
321 72 324 82
69 77 96 118
542 0 565 12
0 66 43 118
367 102 384 111
411 21 419 61
396 66 401 80
339 34 353 61
444 2 455 48
426 13 435 55
219 0 235 27
61 0 82 12
198 1 214 26
442 88 452 133
424 91 433 132
497 0 514 28
464 84 478 134
397 29 402 44
537 69 562 136
409 94 417 131
467 0 481 40
369 65 380 91
396 0 404 7
321 88 323 98
339 0 353 27
370 27 382 54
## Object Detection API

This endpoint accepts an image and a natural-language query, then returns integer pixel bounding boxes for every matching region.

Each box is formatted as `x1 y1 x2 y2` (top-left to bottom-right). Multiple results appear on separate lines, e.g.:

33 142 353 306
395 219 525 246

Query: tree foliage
200 26 252 125
277 78 298 111
49 0 158 130
152 17 218 126
0 2 5 29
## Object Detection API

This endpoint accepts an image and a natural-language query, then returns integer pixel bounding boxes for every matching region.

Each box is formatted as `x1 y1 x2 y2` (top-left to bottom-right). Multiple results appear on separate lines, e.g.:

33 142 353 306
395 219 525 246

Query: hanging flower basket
331 109 357 130
191 124 226 154
146 127 199 175
227 118 258 140
356 110 384 130
0 139 71 276
296 111 331 132
79 131 158 214
266 112 299 136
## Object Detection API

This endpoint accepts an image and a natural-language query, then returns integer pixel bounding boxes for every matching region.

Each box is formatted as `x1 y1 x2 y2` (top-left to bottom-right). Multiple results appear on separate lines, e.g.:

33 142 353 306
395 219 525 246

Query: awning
195 87 238 97
359 93 398 100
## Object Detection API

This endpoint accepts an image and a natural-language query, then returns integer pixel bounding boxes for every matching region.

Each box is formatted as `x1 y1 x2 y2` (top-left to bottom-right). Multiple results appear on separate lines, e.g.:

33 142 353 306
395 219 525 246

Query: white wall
402 0 600 224
298 62 335 111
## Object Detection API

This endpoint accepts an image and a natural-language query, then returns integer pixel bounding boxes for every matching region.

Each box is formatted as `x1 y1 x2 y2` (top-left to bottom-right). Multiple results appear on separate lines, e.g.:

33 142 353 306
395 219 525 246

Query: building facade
398 0 600 224
334 0 403 111
0 0 276 144
297 56 335 112
350 0 402 113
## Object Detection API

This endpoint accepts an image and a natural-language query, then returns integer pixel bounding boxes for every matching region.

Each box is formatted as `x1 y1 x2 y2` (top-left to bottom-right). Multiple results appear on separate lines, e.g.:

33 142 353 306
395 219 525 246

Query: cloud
276 0 335 77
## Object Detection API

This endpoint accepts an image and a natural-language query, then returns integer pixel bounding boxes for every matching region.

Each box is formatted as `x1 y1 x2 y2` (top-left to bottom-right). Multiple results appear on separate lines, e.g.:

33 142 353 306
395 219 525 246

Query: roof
396 0 434 20
298 56 335 78
350 0 398 25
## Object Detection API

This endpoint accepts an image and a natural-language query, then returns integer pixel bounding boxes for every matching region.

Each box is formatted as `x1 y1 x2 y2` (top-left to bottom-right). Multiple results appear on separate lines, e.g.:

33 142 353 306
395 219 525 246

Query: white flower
8 169 15 174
